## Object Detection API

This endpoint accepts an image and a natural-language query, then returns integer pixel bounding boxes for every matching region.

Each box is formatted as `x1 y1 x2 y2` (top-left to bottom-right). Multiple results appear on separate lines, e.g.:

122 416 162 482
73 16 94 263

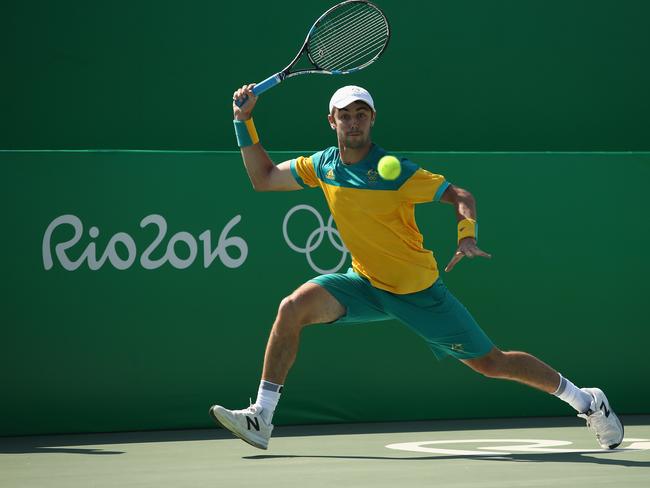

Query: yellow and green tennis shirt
290 144 451 295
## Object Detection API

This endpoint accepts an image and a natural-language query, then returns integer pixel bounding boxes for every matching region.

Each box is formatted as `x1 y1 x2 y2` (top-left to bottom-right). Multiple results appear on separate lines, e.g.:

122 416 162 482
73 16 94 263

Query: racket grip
235 74 282 107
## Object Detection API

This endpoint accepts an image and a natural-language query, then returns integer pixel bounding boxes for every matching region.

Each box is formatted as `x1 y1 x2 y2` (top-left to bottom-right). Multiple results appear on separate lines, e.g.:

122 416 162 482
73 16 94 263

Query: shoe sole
209 406 268 450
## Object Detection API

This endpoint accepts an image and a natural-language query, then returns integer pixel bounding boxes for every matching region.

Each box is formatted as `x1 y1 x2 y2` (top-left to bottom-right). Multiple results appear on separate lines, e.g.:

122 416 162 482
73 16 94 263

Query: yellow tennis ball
377 155 401 180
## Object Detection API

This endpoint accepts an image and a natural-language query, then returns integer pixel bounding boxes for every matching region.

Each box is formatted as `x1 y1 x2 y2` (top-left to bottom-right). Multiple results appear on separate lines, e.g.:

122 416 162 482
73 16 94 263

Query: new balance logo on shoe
600 401 610 418
246 416 260 431
209 404 273 450
578 388 623 449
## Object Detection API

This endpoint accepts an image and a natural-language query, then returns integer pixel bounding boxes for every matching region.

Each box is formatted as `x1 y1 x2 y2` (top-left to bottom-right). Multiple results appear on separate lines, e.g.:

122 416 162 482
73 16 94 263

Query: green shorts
309 268 494 360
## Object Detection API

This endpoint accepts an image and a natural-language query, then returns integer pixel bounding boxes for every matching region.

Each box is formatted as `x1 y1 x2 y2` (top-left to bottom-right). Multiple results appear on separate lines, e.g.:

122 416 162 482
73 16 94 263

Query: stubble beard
342 133 369 150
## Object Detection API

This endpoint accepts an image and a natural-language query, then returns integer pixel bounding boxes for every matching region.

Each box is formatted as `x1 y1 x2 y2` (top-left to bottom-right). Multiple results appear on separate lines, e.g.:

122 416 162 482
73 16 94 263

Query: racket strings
311 21 387 70
310 6 384 58
314 2 369 38
308 3 388 71
308 9 369 60
315 29 387 71
312 15 385 60
318 19 387 70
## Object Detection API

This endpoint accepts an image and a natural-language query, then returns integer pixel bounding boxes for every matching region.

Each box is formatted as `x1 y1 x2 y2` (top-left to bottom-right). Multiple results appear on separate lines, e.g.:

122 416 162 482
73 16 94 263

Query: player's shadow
0 444 124 455
0 428 225 455
243 451 650 468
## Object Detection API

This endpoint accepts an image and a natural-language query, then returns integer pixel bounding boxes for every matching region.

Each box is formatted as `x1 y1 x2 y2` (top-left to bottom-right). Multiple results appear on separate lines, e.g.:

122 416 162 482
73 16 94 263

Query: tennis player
210 84 624 451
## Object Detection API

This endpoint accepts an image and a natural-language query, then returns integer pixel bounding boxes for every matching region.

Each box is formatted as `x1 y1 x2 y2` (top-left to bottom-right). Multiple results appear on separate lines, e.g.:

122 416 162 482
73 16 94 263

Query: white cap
329 85 375 113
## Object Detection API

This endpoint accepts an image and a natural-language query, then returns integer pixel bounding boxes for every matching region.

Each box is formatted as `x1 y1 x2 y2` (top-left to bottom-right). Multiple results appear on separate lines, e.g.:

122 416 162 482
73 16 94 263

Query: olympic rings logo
282 204 349 274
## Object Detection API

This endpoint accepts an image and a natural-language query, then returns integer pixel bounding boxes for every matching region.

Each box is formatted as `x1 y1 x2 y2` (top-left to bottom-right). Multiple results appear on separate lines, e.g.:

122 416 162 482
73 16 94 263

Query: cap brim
332 96 375 111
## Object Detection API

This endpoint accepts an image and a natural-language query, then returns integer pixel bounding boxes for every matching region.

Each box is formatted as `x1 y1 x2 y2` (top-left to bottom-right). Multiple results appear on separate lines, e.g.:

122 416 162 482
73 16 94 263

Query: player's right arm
233 84 302 192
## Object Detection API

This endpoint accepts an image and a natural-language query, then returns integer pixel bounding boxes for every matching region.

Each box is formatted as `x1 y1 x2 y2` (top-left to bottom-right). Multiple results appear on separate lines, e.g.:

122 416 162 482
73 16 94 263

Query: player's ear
327 113 336 130
370 111 376 127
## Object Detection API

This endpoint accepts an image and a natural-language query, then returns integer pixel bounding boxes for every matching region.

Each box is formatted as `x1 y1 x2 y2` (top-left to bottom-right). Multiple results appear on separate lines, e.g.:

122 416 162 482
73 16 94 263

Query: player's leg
460 347 560 393
461 348 595 423
209 281 345 449
262 281 346 385
382 278 624 450
461 347 624 448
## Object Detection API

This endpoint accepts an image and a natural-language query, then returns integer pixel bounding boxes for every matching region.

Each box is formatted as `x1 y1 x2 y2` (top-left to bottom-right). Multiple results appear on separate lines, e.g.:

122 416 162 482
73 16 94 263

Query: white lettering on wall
43 214 248 271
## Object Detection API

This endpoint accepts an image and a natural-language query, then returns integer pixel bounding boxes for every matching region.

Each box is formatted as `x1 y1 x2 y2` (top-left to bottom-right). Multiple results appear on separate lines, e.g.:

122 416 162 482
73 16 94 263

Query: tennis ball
377 155 401 180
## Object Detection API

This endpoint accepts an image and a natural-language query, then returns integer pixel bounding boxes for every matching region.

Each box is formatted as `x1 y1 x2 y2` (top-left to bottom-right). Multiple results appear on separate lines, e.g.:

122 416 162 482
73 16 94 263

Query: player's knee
465 348 506 378
276 293 313 329
477 360 503 378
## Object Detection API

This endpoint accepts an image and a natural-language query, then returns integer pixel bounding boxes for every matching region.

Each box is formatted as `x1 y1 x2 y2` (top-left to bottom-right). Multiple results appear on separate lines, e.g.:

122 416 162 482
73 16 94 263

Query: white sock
552 374 593 413
254 380 283 423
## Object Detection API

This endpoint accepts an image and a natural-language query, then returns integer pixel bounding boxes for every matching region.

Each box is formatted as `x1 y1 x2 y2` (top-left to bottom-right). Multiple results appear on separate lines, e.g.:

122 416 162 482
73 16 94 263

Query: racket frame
236 0 389 105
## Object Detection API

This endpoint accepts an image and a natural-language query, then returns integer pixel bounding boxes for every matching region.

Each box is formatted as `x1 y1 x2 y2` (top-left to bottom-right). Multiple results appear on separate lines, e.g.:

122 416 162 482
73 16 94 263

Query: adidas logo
326 169 335 180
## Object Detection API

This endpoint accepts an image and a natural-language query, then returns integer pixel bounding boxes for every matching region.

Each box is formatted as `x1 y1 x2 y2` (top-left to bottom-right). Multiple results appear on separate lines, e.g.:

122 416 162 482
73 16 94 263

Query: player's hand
233 84 258 120
444 237 492 272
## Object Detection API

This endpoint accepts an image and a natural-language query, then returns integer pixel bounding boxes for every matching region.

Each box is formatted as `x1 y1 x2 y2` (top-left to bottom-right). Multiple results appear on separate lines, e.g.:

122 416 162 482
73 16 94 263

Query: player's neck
339 141 372 165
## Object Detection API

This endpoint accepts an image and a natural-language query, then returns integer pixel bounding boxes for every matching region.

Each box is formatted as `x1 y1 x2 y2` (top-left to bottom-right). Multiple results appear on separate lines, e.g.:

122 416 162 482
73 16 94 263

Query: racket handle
235 74 282 107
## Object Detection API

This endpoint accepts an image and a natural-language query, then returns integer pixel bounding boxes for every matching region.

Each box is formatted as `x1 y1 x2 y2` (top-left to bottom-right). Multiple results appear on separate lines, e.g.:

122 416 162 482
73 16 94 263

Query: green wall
1 150 648 436
2 0 650 151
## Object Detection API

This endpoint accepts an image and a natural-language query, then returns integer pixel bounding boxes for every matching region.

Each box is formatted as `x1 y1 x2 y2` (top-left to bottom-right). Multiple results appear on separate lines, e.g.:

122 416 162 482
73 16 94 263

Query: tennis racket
235 0 390 107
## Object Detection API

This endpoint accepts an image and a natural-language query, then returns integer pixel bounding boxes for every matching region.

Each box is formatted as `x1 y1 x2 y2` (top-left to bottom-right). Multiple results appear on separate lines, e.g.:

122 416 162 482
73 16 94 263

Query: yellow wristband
244 118 259 145
458 218 478 243
233 117 260 147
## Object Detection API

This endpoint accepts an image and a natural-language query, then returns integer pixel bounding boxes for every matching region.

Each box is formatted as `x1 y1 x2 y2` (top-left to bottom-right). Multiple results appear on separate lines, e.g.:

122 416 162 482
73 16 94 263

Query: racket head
240 0 390 106
304 0 390 74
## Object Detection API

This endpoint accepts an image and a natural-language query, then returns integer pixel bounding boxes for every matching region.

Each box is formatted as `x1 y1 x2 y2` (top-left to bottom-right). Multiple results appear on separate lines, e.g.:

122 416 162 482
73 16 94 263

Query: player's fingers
446 254 463 272
467 245 491 258
445 251 464 272
463 248 477 258
233 85 257 110
234 85 248 99
244 86 258 103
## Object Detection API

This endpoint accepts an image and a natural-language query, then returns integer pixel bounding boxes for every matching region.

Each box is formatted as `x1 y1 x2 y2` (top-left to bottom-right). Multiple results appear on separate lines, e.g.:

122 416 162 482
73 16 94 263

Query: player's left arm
440 184 492 272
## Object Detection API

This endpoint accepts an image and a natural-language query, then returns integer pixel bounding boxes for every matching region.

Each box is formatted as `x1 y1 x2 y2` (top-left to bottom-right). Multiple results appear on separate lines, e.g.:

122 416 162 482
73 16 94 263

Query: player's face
328 102 375 149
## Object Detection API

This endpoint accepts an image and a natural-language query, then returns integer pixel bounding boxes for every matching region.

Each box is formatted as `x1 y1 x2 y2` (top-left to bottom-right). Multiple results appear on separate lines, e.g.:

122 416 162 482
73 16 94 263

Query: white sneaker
209 403 273 450
578 387 624 449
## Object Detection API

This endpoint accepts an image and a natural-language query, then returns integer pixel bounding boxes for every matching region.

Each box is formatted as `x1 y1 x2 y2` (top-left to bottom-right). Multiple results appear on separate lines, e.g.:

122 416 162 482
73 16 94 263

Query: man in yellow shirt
210 85 623 451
